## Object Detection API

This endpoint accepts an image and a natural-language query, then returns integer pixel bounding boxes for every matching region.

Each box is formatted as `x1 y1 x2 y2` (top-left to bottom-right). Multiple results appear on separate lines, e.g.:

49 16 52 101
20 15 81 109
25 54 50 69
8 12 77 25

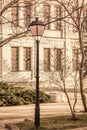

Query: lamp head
30 18 45 37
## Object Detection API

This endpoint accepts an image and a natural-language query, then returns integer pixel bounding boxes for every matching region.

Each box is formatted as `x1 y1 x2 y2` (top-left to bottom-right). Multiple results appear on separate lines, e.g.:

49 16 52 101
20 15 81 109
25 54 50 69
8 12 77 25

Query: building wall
0 0 83 89
0 0 2 81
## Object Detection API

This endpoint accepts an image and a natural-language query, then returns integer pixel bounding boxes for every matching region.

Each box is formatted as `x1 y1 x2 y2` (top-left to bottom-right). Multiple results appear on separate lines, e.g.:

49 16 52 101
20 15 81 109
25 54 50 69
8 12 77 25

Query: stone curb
5 124 19 130
69 127 87 130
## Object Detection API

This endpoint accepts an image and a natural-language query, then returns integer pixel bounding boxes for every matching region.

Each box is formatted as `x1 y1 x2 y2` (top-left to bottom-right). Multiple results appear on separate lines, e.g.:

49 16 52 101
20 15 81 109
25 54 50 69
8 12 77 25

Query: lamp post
30 18 45 130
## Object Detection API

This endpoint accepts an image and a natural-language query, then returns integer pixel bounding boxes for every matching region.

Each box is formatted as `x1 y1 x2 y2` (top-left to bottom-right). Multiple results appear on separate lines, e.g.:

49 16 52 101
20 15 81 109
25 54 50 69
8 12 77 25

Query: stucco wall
0 0 82 89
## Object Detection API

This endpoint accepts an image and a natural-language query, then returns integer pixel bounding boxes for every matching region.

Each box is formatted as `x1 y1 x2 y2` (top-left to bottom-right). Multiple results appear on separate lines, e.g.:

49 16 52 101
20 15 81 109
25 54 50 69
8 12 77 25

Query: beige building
0 0 87 89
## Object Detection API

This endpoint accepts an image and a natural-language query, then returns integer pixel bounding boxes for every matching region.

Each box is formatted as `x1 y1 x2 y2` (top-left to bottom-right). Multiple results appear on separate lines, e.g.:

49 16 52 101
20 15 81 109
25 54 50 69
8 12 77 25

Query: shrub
39 91 50 103
0 82 50 106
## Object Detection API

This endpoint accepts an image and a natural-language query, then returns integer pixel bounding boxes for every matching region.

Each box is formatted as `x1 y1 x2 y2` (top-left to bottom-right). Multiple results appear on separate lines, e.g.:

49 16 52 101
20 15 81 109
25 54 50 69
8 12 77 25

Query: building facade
0 0 87 89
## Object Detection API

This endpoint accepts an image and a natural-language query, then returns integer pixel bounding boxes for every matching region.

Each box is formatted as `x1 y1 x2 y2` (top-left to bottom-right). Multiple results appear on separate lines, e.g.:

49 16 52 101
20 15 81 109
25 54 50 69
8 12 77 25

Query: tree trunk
78 30 87 112
65 91 76 120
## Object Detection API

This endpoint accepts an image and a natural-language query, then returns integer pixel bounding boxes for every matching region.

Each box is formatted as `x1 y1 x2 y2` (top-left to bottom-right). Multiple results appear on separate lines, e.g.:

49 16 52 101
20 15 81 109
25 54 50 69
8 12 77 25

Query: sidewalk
0 103 86 130
0 124 9 130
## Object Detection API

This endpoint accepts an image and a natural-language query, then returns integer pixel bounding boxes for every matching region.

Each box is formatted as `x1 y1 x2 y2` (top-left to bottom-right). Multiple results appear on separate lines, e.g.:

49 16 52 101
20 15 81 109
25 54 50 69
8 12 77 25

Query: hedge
0 82 50 106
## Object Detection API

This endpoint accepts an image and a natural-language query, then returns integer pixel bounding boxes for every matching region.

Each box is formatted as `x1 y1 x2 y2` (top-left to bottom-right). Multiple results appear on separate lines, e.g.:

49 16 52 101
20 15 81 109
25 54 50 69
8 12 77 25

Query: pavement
0 102 87 130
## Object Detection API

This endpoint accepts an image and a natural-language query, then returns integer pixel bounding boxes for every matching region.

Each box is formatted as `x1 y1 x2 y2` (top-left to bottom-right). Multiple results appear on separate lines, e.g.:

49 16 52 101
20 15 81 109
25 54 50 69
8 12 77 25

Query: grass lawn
16 113 87 130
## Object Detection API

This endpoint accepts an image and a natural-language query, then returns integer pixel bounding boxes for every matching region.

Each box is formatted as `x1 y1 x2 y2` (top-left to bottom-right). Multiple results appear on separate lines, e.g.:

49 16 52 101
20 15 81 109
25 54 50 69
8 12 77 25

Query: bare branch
0 0 18 16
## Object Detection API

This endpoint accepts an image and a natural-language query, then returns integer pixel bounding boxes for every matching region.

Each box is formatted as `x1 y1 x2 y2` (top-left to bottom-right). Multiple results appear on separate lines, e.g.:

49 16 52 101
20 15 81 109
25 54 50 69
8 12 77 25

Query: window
72 49 80 71
11 47 19 71
0 17 1 36
0 1 2 33
24 1 32 27
44 48 50 71
83 10 87 32
11 2 19 26
23 47 31 71
54 49 62 71
11 1 32 27
54 6 61 30
44 3 50 30
72 6 78 32
83 49 87 71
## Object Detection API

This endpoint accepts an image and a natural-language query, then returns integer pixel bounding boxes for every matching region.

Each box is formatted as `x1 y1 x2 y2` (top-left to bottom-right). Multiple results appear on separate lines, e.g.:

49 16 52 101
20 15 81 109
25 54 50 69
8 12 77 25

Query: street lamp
29 18 45 130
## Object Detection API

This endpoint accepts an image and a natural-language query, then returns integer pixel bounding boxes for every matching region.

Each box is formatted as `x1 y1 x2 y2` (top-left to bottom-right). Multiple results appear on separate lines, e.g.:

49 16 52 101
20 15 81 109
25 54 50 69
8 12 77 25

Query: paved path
0 124 9 130
0 102 86 130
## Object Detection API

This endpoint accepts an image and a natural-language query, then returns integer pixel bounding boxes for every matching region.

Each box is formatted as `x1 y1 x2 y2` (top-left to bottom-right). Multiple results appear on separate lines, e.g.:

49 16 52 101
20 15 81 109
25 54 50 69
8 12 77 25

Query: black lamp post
30 18 45 130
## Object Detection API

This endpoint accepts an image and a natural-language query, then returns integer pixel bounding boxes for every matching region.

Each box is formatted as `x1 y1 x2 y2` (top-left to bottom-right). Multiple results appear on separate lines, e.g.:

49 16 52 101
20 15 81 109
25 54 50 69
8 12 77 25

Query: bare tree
0 0 87 112
0 0 36 46
43 0 87 112
43 54 79 120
